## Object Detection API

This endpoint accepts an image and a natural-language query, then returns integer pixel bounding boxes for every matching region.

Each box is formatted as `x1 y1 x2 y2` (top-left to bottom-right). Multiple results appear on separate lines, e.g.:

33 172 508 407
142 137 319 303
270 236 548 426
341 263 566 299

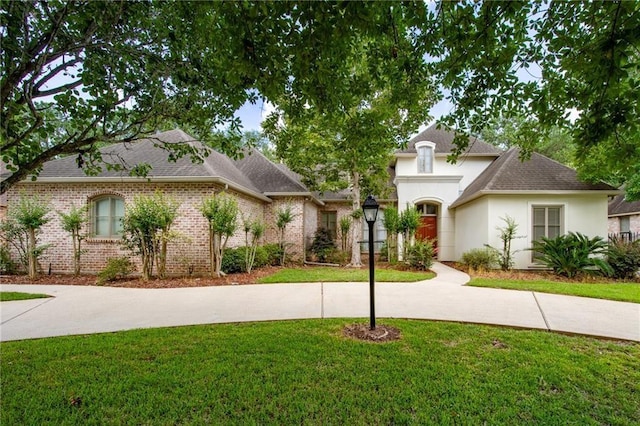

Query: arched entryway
415 202 438 247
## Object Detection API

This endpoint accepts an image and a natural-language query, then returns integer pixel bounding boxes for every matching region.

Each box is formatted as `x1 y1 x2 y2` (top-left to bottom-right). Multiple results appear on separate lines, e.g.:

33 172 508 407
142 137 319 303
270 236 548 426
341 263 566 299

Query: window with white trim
92 196 124 238
417 145 433 173
620 216 630 233
532 205 563 261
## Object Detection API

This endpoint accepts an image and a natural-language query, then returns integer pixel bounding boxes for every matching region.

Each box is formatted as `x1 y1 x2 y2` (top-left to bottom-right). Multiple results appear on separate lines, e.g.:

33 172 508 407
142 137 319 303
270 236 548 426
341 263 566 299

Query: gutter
450 189 624 209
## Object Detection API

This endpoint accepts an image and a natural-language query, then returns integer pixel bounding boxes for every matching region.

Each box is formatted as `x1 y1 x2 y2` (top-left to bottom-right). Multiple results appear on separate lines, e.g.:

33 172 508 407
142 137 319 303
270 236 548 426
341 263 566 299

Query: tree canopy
2 1 638 197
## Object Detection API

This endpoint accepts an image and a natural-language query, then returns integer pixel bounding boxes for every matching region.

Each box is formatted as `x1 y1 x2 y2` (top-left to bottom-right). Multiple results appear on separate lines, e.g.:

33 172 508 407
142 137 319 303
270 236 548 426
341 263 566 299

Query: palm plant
532 232 612 278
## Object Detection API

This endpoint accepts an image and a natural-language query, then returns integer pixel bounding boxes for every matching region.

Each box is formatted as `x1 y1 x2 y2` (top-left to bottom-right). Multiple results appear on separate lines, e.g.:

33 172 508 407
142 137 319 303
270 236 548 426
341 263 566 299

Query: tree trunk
348 174 362 267
27 228 37 278
72 229 80 276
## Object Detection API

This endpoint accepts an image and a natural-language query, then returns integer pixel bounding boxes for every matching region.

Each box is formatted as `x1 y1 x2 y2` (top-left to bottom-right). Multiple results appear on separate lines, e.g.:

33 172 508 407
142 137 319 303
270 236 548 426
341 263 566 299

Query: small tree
0 218 29 272
310 228 336 263
243 218 265 274
383 207 400 263
11 195 51 278
201 193 239 277
58 205 89 276
399 206 420 260
276 204 295 265
122 192 179 280
486 215 522 271
339 216 352 253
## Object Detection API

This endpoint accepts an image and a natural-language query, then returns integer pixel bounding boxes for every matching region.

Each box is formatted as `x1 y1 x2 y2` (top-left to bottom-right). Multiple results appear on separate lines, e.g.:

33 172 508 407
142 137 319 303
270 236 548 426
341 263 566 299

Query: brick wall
263 197 308 262
7 182 268 275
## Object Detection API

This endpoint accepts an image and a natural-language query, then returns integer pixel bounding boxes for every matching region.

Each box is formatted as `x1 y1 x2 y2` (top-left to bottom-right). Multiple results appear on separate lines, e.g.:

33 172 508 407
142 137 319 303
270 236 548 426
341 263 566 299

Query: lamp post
362 195 380 330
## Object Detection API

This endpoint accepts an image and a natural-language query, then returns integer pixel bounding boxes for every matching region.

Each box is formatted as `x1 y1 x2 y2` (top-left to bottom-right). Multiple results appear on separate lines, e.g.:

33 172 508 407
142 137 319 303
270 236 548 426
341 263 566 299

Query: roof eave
20 176 273 203
264 192 325 206
450 189 623 209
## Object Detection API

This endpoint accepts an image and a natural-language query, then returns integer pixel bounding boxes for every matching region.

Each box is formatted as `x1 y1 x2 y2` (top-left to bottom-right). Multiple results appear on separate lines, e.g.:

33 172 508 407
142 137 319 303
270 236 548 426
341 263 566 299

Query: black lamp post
362 195 380 330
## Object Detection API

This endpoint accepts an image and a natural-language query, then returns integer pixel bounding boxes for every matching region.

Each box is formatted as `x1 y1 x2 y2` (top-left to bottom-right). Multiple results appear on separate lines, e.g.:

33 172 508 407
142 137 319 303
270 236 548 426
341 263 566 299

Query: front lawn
469 278 640 303
0 292 52 302
1 320 638 424
258 267 434 283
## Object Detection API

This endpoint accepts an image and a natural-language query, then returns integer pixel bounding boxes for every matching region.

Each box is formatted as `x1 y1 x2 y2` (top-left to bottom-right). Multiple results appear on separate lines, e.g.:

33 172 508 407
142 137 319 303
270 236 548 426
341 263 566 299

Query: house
608 194 640 241
393 125 619 269
3 129 328 275
3 125 619 274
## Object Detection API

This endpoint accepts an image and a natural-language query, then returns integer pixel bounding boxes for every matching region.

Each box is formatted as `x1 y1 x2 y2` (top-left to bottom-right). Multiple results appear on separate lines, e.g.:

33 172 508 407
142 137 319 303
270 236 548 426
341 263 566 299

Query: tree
122 192 179 280
264 14 435 266
58 204 88 276
485 215 521 271
383 207 400 263
200 193 238 277
4 2 637 198
275 204 295 266
434 1 640 198
10 194 51 278
480 115 575 166
1 1 433 194
399 206 420 260
339 216 352 254
242 216 265 274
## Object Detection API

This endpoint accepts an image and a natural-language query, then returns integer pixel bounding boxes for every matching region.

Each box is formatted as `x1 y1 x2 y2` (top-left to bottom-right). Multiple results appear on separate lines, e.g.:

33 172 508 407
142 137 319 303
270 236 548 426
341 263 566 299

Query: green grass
1 320 638 425
469 278 640 303
258 267 434 283
0 291 52 302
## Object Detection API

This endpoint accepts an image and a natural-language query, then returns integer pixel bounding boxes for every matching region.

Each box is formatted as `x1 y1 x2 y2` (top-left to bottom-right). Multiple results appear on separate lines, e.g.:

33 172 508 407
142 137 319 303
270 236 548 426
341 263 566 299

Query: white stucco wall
395 155 495 191
454 193 610 269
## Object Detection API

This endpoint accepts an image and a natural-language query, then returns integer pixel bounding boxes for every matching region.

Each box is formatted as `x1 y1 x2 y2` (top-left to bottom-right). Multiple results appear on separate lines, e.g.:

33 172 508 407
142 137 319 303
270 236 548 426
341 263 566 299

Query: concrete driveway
1 263 638 342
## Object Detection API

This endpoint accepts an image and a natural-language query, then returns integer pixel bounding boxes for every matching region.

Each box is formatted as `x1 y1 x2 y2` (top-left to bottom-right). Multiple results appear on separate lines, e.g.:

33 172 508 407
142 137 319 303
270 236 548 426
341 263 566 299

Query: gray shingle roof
450 148 618 208
397 124 502 156
608 194 640 216
233 149 309 194
36 129 262 194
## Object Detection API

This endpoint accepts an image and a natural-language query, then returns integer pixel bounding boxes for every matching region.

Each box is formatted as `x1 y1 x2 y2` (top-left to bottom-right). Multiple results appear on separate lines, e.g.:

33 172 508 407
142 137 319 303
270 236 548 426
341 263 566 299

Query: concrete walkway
1 263 638 342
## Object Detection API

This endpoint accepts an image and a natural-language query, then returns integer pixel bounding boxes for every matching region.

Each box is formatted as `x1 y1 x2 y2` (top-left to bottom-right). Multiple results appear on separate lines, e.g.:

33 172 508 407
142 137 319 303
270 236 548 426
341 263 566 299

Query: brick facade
6 181 282 275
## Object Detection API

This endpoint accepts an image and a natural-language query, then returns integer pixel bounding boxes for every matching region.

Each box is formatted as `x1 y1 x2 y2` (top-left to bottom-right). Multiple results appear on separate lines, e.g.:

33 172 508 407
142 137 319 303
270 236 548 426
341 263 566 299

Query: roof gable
397 124 501 156
450 148 618 208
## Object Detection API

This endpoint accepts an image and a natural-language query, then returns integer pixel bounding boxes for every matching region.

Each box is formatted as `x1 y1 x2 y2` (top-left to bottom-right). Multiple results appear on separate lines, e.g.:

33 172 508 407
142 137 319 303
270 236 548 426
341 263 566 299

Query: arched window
417 144 434 173
92 195 124 238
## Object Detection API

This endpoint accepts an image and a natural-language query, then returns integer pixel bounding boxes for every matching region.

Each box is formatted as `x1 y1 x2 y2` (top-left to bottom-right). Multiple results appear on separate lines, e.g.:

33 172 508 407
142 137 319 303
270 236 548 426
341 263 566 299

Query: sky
234 97 455 134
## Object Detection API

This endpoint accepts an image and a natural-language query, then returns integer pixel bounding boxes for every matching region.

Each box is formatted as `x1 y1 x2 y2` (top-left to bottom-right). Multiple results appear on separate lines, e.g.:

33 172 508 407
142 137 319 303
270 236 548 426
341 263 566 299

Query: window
416 203 437 216
532 205 563 261
320 211 337 240
417 145 433 173
620 216 630 233
93 196 124 238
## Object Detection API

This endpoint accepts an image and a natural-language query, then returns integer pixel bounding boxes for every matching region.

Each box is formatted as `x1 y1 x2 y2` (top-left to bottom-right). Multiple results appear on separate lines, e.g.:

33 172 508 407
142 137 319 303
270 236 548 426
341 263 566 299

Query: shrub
97 257 134 284
461 248 499 271
222 246 270 274
0 246 17 274
532 232 612 278
407 239 435 271
607 237 640 279
310 228 336 262
263 244 283 266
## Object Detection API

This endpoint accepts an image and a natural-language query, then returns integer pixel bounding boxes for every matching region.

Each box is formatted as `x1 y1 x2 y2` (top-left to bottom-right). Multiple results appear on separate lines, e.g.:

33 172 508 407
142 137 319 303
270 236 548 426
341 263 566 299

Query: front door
417 216 437 245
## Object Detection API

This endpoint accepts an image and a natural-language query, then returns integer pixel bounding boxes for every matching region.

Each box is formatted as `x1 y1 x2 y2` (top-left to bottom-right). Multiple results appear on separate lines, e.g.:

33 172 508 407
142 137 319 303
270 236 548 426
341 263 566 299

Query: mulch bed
342 323 402 343
0 267 281 288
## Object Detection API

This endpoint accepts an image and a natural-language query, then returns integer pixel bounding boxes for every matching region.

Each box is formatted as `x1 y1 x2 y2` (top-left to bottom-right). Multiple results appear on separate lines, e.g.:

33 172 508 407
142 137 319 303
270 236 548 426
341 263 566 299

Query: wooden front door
417 216 437 245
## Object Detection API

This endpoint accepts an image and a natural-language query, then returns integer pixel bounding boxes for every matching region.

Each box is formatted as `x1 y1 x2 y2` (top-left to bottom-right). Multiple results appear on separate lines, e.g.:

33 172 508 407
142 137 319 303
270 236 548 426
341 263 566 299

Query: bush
310 228 336 263
461 248 498 271
532 232 612 278
0 246 17 274
263 244 283 266
97 257 134 284
607 237 640 279
222 246 270 274
407 239 435 270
